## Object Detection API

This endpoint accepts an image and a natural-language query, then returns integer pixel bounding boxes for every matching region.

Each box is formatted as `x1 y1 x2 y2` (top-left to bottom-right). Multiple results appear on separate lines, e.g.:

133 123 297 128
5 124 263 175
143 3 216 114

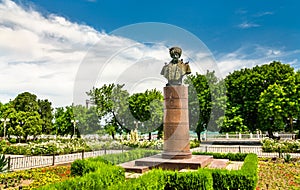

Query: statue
160 47 191 86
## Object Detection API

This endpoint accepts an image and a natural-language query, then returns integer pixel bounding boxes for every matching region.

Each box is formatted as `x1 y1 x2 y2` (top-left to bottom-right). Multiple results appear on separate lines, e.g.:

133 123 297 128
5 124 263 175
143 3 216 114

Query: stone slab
207 159 229 169
119 161 150 173
120 154 213 173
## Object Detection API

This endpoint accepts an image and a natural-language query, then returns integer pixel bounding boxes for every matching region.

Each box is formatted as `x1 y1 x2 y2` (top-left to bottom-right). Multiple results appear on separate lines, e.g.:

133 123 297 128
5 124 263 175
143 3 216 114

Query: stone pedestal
162 86 192 159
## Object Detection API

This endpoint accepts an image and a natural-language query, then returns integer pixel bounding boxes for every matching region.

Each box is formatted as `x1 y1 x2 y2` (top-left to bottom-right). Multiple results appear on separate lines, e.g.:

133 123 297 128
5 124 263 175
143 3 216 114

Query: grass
256 157 300 189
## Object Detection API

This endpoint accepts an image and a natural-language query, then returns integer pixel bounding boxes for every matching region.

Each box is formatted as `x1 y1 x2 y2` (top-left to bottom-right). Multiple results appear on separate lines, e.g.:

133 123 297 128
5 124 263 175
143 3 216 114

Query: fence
200 133 296 140
6 149 124 171
192 145 300 158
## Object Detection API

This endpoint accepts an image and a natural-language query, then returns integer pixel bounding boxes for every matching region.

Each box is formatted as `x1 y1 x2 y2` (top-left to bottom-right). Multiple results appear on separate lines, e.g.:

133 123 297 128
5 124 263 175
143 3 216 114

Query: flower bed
262 138 300 153
120 139 200 149
121 139 163 149
0 138 128 155
256 157 300 189
0 165 71 189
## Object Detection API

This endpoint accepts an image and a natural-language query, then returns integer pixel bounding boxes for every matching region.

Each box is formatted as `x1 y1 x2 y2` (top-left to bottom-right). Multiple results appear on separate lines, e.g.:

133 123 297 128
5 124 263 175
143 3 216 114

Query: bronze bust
160 47 191 86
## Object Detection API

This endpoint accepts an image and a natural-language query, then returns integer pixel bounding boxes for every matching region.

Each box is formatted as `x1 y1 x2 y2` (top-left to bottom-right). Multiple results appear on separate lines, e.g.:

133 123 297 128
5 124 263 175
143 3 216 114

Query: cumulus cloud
0 0 216 107
2 0 295 108
0 0 107 107
216 44 300 76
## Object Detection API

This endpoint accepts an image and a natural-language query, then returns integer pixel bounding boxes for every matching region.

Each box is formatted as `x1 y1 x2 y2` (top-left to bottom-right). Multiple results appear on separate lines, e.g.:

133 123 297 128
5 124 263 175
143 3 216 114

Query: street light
134 121 140 130
71 119 79 138
1 118 10 140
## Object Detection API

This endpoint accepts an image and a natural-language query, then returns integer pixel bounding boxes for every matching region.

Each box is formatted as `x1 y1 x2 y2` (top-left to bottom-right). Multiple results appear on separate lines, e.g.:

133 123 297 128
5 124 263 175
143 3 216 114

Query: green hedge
38 162 125 190
95 149 160 165
211 153 258 190
108 169 213 190
108 170 165 190
39 151 257 190
71 149 160 176
192 152 248 161
109 153 257 190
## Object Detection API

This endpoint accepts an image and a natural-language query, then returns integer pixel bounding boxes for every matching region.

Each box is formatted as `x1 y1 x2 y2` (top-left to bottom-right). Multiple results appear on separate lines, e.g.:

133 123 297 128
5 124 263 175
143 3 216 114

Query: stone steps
119 154 214 173
207 159 229 169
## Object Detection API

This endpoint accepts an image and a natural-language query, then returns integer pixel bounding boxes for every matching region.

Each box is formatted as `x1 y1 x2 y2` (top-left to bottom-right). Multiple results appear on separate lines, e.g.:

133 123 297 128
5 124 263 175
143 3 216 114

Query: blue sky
27 0 300 54
0 0 300 107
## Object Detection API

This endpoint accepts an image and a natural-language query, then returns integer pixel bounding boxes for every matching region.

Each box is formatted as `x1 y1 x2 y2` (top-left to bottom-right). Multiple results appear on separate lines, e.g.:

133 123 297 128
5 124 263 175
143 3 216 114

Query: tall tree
128 89 163 140
225 61 295 132
258 83 286 137
12 92 39 112
3 92 44 141
184 71 224 141
38 99 53 134
87 84 130 139
73 105 101 135
54 106 78 138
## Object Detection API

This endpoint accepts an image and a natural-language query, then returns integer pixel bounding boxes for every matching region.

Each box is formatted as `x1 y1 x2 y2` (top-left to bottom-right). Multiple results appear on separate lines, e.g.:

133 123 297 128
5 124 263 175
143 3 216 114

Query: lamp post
71 119 79 138
1 118 10 140
86 99 90 109
134 121 140 130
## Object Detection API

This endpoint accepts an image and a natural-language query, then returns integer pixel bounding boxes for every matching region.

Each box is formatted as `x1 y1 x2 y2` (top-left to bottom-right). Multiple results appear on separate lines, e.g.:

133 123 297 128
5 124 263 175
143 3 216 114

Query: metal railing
6 149 125 171
200 133 296 140
192 145 300 158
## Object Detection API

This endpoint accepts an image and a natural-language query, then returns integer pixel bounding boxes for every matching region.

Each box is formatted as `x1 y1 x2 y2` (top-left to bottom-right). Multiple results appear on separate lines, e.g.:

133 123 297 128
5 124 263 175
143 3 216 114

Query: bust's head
169 47 182 60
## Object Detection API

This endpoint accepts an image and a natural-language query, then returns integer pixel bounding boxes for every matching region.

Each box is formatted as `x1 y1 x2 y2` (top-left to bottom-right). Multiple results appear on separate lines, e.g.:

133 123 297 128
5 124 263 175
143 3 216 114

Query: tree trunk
289 117 293 132
112 131 115 139
196 131 201 141
148 132 151 141
267 129 274 139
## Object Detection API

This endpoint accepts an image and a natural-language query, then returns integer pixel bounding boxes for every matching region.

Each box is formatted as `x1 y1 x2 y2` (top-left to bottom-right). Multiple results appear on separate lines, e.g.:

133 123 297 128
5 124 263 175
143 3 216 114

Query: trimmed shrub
108 169 165 190
70 159 105 176
71 149 160 176
96 149 160 165
108 169 213 190
164 169 213 190
39 163 125 190
211 153 258 190
192 152 248 161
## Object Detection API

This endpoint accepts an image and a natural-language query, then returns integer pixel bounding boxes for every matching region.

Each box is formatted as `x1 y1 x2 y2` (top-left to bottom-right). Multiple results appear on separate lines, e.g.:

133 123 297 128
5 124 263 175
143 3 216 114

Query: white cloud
216 44 300 76
254 11 274 17
2 0 294 108
238 22 260 29
0 0 213 107
0 0 138 107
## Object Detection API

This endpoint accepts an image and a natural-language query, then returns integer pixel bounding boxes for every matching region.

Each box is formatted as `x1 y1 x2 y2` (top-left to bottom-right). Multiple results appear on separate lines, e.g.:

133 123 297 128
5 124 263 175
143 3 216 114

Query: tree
225 61 295 132
12 92 39 113
4 108 42 142
184 71 224 141
73 105 101 135
87 84 130 139
38 99 54 134
128 89 163 140
54 106 78 138
280 73 300 132
258 83 286 137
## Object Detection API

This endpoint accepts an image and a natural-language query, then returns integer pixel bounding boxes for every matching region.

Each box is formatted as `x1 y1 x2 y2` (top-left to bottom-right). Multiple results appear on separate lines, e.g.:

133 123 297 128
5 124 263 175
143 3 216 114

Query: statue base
162 85 191 159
